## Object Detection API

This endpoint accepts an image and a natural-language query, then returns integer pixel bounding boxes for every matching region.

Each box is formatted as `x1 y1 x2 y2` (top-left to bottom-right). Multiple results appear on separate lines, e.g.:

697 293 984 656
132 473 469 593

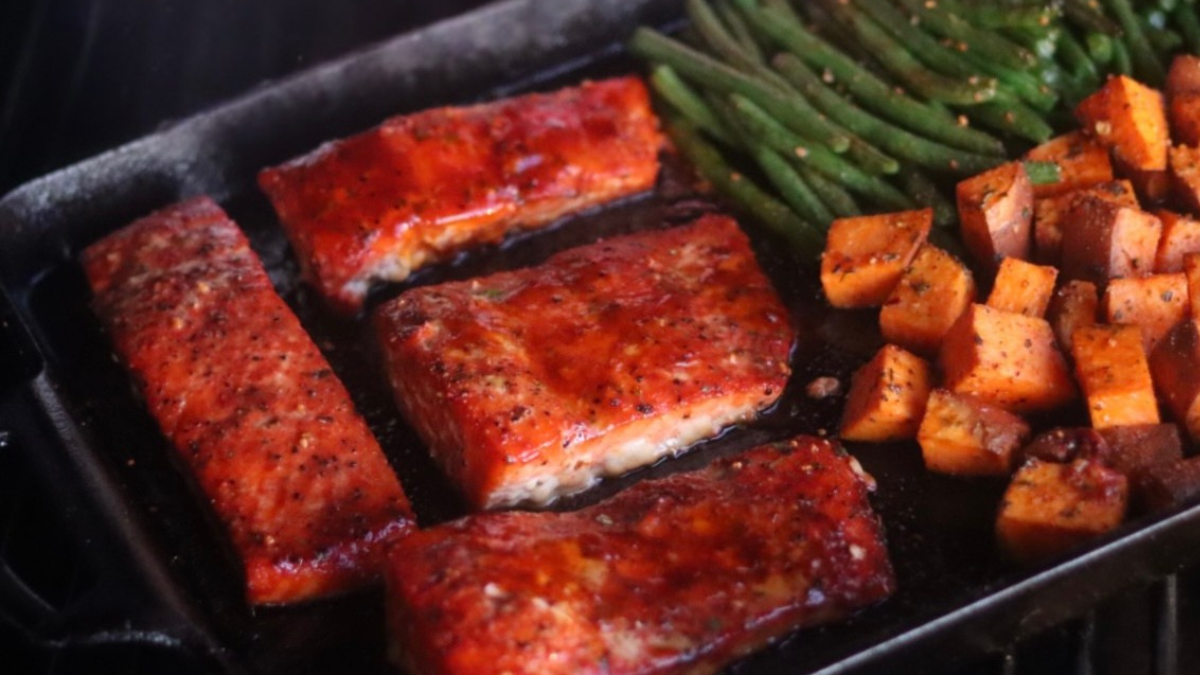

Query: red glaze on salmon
258 76 664 313
385 436 895 675
82 197 415 605
374 214 794 510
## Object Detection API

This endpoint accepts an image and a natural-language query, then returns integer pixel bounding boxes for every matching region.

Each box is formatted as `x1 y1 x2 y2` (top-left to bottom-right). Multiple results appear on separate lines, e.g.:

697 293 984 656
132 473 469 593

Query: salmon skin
374 214 794 510
258 76 663 313
385 435 895 675
82 196 415 605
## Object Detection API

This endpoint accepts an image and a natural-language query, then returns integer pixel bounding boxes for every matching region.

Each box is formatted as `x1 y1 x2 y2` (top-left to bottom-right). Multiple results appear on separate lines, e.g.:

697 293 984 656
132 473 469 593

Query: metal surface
3 1 1200 673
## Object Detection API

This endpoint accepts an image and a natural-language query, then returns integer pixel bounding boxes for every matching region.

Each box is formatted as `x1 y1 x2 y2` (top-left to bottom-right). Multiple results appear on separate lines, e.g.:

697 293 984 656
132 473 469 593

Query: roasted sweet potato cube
1169 144 1200 212
997 459 1128 565
1169 93 1200 147
1115 155 1172 207
1036 182 1137 269
840 344 932 443
879 245 975 356
1071 325 1160 429
940 303 1076 413
1060 195 1162 284
1136 456 1200 512
1095 424 1183 477
820 208 932 308
1167 54 1200 96
1049 280 1099 352
1034 181 1139 268
1102 273 1189 353
1076 75 1169 171
1186 253 1200 317
1148 318 1200 441
1154 210 1200 273
1167 56 1200 146
986 257 1057 318
1024 132 1115 199
917 389 1030 476
957 162 1034 274
1021 427 1109 464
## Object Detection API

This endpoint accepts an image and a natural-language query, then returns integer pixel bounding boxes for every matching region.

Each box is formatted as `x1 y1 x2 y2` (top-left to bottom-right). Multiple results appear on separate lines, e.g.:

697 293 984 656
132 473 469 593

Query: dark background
0 2 1191 674
0 0 490 194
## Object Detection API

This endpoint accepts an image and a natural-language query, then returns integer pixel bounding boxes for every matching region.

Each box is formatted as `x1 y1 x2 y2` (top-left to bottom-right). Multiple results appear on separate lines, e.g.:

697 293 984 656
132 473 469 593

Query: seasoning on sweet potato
956 162 1034 274
1070 325 1160 429
940 303 1076 413
840 344 932 443
1186 253 1200 317
1023 132 1115 199
1021 427 1109 464
820 208 932 308
1136 456 1200 513
1060 194 1162 284
1032 180 1138 265
1169 144 1200 213
879 245 976 356
1148 318 1200 441
997 458 1128 565
986 257 1058 318
1095 424 1184 478
917 388 1031 476
1075 75 1169 172
1101 273 1189 353
1154 210 1200 273
1048 280 1100 353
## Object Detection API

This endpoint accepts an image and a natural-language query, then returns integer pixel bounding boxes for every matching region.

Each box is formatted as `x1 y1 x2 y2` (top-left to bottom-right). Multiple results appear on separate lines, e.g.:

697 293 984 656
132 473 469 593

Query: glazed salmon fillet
82 197 415 605
385 436 895 675
258 76 663 313
374 214 794 510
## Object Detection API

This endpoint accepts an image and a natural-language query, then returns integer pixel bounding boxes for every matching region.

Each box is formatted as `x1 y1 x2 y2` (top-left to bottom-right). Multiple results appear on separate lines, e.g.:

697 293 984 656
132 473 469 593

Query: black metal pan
3 1 1200 673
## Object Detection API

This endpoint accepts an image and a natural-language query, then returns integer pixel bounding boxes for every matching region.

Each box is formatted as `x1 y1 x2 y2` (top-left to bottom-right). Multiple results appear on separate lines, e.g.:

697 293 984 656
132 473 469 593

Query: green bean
686 0 790 91
628 28 852 152
727 94 902 191
797 164 861 219
968 99 1055 143
1138 17 1183 54
948 2 1059 32
892 0 1037 71
731 0 1007 156
959 49 1059 112
819 0 998 106
853 0 975 79
773 53 1004 174
1087 32 1115 65
1057 28 1102 86
1102 0 1166 84
1112 36 1134 75
713 0 765 64
757 148 836 227
1023 161 1063 186
665 116 825 258
1064 0 1123 36
649 65 735 145
1174 1 1200 54
704 91 835 226
1002 25 1061 61
900 167 957 229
